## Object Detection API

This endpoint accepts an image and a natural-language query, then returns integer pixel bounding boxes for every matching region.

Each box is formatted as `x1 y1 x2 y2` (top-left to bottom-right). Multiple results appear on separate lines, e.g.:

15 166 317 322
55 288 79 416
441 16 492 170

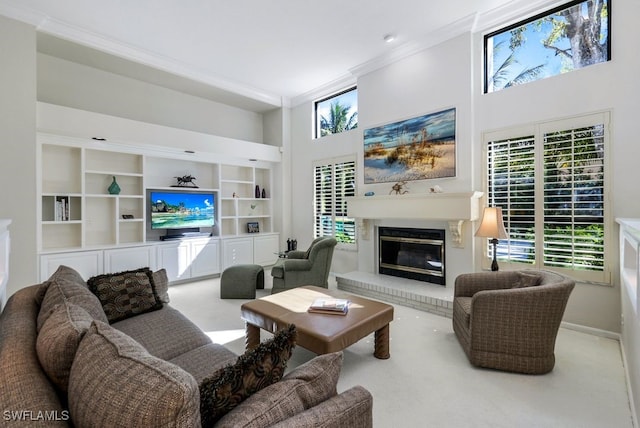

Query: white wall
38 53 265 143
0 16 37 295
290 2 638 335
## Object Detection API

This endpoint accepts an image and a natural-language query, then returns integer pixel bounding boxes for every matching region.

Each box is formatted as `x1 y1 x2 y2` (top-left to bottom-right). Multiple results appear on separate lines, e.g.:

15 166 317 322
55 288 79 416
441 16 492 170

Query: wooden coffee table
240 286 394 359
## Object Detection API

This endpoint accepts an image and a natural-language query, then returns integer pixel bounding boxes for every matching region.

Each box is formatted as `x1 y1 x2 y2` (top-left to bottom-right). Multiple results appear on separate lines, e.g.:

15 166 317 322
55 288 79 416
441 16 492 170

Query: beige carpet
168 273 633 428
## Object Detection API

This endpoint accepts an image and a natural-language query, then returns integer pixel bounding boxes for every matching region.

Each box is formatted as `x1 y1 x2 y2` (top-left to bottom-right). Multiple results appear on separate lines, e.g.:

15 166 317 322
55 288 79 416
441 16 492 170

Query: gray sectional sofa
0 265 373 427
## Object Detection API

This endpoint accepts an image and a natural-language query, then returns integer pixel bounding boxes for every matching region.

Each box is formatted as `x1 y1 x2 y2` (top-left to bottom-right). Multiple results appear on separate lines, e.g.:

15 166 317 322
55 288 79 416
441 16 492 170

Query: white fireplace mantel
346 192 484 247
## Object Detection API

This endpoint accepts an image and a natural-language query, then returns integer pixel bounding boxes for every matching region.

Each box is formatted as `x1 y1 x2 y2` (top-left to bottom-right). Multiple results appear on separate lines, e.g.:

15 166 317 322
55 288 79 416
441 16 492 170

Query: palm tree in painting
320 102 358 137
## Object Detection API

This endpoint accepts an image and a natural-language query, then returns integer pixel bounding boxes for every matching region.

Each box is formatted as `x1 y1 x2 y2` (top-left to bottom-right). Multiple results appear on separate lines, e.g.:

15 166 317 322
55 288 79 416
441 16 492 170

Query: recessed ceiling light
383 34 396 43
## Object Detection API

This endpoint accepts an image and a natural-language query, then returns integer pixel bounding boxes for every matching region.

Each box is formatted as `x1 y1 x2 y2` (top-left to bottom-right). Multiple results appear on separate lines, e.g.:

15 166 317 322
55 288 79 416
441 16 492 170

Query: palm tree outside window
314 87 358 138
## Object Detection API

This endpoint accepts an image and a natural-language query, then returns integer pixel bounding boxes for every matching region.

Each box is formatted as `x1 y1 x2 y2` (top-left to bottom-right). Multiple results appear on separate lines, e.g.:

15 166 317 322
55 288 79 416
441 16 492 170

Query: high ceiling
0 0 546 111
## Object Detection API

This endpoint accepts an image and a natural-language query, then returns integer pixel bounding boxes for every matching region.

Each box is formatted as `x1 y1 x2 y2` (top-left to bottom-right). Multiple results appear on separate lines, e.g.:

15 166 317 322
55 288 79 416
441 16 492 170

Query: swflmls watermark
3 410 70 422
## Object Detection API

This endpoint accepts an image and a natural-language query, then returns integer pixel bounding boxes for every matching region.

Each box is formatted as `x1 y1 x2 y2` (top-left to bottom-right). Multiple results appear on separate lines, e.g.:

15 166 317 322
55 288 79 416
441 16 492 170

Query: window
314 87 358 139
313 157 356 245
484 113 610 283
485 0 610 93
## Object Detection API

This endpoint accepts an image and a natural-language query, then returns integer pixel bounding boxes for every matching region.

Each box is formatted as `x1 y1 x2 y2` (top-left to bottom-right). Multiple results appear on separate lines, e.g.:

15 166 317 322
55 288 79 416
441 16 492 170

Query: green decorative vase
108 176 121 195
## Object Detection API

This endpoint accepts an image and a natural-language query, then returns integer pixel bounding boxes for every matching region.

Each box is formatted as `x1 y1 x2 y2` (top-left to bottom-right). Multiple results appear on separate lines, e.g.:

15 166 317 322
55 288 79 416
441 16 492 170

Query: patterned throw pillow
216 352 342 427
88 268 162 323
153 268 170 304
199 324 297 426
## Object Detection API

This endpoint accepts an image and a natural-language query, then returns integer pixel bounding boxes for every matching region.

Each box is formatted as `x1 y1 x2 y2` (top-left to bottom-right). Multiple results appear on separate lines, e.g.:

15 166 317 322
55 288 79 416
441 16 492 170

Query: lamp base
490 238 499 271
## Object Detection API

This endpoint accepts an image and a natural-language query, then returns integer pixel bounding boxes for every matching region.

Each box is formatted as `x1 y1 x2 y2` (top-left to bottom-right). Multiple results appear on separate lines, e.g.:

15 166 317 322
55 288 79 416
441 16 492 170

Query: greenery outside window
484 112 611 284
485 0 610 93
313 157 356 245
314 87 358 139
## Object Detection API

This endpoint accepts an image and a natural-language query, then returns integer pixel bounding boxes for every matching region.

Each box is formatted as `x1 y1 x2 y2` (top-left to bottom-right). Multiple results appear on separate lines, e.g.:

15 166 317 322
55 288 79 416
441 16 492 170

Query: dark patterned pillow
87 268 162 323
199 324 297 426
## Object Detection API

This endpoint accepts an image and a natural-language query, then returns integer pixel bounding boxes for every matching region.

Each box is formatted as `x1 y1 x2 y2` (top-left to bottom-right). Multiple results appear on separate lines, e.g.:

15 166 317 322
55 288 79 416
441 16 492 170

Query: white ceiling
0 0 550 112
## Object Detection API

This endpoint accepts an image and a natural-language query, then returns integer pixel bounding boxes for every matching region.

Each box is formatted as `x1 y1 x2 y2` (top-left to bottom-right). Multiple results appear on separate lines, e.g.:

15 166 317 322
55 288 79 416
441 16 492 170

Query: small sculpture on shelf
389 181 409 195
172 175 198 188
108 176 120 195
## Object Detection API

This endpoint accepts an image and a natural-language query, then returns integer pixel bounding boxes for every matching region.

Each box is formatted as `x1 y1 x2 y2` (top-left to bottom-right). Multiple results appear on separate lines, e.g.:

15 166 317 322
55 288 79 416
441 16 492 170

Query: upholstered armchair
270 236 337 294
452 270 575 374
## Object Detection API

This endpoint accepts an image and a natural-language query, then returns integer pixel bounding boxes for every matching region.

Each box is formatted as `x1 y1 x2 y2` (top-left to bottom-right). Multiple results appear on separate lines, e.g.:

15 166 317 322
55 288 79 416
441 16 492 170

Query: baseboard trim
618 340 639 428
560 321 620 340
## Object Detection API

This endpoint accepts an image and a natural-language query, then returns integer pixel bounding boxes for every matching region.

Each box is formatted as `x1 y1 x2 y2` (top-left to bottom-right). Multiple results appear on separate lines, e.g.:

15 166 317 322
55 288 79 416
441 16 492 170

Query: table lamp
475 207 508 271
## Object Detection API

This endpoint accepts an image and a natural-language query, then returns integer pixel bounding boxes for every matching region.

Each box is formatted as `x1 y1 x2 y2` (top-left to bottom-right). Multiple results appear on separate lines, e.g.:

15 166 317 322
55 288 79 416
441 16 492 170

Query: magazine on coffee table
308 298 350 315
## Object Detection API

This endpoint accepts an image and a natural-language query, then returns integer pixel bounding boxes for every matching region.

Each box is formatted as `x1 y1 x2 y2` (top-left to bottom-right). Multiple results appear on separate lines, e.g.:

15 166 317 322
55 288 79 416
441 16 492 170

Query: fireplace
378 227 445 285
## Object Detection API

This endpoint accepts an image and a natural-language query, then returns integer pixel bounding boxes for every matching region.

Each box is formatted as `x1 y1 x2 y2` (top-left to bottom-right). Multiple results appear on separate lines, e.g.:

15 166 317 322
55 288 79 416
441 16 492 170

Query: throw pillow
512 271 543 288
37 265 108 332
87 267 162 323
153 268 170 304
68 321 200 427
36 302 94 393
216 352 342 427
200 324 297 426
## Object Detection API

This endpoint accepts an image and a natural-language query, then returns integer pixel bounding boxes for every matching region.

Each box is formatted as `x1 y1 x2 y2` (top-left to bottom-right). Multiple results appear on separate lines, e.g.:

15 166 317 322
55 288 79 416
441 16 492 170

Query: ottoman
220 264 264 299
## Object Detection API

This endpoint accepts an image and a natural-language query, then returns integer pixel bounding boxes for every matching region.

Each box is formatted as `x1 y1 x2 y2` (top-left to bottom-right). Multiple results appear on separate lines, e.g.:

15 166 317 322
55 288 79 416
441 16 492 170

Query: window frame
484 0 611 93
482 112 612 285
312 155 357 249
314 87 358 139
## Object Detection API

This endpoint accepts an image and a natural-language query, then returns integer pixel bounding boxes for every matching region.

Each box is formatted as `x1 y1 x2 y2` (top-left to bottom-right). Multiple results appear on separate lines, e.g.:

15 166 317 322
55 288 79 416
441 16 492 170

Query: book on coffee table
308 298 350 315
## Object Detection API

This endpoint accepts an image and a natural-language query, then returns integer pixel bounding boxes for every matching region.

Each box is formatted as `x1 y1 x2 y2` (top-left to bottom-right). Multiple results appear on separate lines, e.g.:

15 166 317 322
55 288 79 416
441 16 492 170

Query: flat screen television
149 189 215 230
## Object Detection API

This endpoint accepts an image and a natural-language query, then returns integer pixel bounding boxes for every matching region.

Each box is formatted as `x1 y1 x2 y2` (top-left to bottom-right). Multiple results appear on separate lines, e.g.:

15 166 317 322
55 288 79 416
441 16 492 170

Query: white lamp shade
475 207 508 239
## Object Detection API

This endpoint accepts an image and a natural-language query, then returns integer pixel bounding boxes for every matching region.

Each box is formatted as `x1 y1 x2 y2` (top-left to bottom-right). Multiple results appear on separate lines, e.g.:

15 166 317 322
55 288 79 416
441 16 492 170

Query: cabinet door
104 246 157 273
222 237 253 270
253 234 279 266
190 239 221 277
40 251 103 282
157 242 191 282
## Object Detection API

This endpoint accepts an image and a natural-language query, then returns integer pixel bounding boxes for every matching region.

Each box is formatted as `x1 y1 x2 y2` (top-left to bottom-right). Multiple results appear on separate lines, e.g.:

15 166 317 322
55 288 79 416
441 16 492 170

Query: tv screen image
149 190 215 230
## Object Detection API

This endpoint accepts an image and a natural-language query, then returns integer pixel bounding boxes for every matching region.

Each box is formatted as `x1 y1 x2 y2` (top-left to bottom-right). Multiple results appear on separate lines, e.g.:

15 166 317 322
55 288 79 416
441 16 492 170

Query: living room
0 0 639 425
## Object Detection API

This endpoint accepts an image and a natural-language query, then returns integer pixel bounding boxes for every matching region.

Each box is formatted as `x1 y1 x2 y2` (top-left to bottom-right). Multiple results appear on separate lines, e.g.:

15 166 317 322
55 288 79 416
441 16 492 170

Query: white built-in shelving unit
37 133 279 281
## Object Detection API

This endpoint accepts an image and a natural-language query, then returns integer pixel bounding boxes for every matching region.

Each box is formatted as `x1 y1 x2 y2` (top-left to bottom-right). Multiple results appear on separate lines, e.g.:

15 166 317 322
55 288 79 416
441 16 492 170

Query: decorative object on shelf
430 185 443 193
261 188 266 198
475 207 509 271
364 191 375 196
364 107 456 183
108 176 121 195
232 192 237 198
286 238 298 251
247 222 260 233
255 185 261 198
121 214 134 219
172 175 198 188
389 181 409 195
249 203 257 216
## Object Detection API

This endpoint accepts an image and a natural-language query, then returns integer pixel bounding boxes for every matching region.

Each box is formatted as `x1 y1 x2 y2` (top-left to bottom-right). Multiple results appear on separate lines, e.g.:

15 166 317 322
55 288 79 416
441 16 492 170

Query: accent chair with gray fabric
452 269 575 374
271 236 337 294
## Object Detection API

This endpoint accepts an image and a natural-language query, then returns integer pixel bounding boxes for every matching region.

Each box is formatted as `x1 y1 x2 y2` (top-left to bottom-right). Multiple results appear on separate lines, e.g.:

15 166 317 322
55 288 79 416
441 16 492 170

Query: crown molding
0 1 283 109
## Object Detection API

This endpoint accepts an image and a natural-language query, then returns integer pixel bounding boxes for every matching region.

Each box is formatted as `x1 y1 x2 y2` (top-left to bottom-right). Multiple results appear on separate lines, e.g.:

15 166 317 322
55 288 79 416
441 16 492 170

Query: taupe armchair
452 270 575 374
270 236 337 294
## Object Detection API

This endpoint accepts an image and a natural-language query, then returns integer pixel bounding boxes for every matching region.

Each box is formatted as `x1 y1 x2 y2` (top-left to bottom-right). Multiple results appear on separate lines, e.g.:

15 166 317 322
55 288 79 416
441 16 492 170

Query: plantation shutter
487 136 536 264
484 112 610 283
542 124 605 271
314 164 333 237
313 158 356 244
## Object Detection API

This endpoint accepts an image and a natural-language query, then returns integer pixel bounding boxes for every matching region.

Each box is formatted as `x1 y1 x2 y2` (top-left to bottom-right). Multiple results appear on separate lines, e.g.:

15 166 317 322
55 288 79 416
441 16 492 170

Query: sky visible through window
486 0 609 93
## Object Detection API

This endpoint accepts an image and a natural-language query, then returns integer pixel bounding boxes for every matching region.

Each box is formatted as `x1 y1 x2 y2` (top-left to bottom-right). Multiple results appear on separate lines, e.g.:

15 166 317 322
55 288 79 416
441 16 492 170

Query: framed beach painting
363 108 456 183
